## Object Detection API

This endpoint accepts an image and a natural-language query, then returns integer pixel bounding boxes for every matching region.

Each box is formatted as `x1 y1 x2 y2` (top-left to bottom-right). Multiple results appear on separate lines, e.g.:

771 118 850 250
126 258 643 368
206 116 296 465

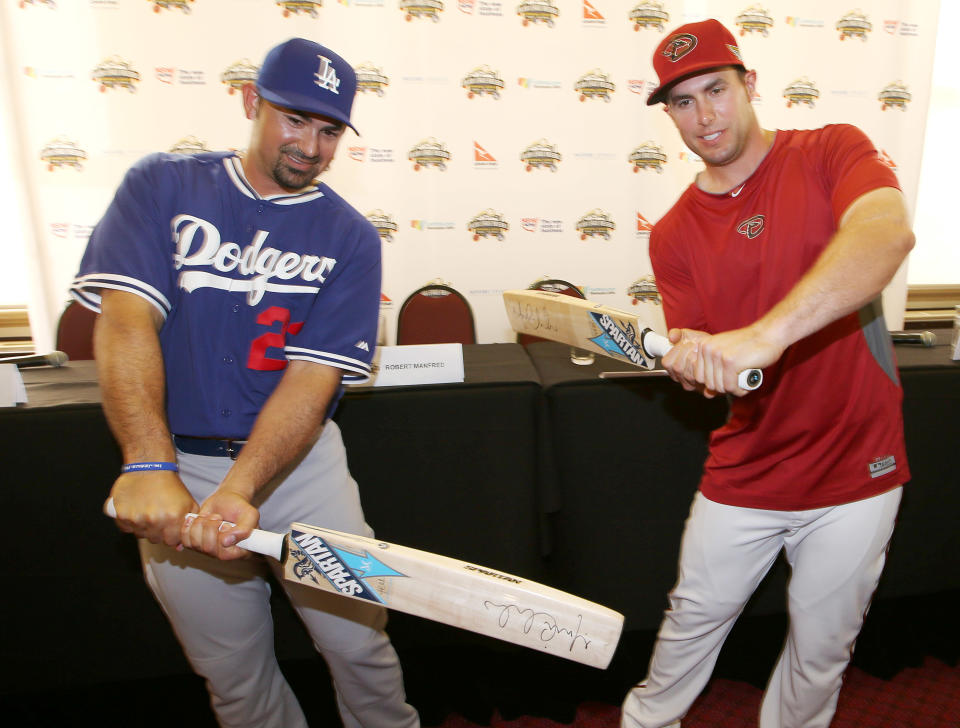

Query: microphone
890 331 937 347
0 351 70 368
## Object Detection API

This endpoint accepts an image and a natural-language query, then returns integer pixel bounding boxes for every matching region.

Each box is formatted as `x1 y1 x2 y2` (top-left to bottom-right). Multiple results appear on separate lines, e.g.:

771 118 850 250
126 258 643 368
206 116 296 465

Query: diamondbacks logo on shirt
315 56 341 94
737 214 765 239
662 33 698 62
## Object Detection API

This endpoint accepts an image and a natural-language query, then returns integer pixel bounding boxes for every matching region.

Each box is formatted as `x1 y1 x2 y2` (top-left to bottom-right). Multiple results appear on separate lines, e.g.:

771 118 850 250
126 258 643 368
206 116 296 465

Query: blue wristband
121 462 179 474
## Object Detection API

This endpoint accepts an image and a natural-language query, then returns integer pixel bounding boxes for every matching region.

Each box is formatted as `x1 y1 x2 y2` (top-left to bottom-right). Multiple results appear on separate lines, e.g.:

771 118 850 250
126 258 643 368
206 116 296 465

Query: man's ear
241 83 260 120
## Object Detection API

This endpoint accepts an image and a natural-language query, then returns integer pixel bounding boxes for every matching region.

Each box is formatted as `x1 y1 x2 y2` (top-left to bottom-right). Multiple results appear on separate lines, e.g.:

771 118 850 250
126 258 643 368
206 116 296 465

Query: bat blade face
504 289 657 369
282 522 624 669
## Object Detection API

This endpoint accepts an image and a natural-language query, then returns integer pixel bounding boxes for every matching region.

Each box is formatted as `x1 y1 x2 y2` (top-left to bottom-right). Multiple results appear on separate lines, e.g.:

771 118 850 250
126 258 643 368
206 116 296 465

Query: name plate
0 364 27 407
372 344 465 387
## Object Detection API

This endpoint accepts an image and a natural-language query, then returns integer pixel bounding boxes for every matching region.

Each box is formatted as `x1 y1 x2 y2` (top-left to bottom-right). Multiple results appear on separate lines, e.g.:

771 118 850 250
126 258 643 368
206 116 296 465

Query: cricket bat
504 289 762 390
104 499 623 668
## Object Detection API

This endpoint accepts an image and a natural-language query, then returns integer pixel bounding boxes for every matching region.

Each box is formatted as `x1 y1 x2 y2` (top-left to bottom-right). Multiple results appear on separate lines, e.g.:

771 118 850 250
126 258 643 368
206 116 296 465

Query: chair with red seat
395 283 477 345
55 300 99 360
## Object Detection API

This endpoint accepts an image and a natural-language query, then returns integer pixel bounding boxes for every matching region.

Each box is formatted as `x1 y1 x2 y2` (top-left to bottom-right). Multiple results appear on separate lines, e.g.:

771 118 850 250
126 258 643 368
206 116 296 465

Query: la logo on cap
315 56 340 95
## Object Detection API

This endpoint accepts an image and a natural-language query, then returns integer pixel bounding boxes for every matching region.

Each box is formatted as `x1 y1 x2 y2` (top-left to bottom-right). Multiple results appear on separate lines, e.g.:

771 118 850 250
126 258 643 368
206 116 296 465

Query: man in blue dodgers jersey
71 39 420 728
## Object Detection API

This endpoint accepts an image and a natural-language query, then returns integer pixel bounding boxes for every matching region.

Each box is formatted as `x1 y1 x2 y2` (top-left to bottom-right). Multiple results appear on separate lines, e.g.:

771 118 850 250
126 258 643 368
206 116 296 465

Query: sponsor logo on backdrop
629 1 668 32
408 138 450 170
23 66 75 80
277 1 322 17
50 223 94 241
462 66 504 98
884 20 919 37
576 209 615 240
628 275 660 305
400 0 444 22
459 0 503 15
627 80 649 95
156 67 175 84
518 1 558 27
40 137 87 172
635 213 654 237
783 77 818 108
878 149 897 171
467 209 509 241
879 81 911 111
18 0 57 9
410 219 456 231
367 210 398 241
91 0 121 7
148 0 194 13
91 57 140 93
517 76 562 90
583 0 604 25
575 69 615 102
221 60 258 95
380 292 393 308
474 141 498 168
678 150 702 164
520 218 563 233
169 136 209 154
628 142 666 173
341 0 387 6
356 63 389 95
837 10 871 41
520 140 561 172
735 5 773 36
737 214 765 239
349 146 396 163
784 16 824 29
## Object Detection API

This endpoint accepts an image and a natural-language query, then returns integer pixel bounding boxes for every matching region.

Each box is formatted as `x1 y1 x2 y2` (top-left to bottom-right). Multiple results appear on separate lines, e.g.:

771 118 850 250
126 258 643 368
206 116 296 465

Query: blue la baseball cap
256 38 359 133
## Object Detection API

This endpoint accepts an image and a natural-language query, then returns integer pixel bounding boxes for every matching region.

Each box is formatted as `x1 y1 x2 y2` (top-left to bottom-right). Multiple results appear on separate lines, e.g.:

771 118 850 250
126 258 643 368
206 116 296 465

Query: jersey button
223 355 234 364
221 409 232 417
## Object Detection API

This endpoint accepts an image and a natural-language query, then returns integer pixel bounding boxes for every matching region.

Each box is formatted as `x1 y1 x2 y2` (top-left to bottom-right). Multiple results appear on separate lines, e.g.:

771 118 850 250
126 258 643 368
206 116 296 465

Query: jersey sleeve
70 154 177 317
819 124 901 223
285 217 382 383
650 206 710 333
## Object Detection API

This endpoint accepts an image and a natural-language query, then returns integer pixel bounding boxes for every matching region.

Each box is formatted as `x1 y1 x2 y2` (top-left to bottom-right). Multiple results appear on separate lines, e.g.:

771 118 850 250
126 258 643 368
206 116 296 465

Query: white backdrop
2 0 940 350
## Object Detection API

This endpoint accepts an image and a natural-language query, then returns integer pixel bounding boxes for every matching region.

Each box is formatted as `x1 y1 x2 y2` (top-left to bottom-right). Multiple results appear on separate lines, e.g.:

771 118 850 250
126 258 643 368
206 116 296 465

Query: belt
173 435 247 460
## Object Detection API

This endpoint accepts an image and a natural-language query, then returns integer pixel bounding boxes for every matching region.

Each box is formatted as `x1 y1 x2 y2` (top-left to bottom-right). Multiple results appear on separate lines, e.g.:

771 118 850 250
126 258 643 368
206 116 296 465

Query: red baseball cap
647 19 745 106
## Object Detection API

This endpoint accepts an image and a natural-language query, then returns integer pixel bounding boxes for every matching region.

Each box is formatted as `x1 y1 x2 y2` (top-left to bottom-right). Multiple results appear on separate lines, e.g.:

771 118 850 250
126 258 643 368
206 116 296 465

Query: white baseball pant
139 421 419 728
621 486 902 728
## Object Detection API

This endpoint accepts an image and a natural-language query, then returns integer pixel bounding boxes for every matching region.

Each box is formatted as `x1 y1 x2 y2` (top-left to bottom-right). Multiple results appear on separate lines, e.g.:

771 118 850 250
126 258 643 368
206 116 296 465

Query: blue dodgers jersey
71 152 381 438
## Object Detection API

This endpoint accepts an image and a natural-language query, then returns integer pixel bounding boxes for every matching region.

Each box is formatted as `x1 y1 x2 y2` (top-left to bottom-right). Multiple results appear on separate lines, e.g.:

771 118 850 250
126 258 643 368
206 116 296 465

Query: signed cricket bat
104 499 623 668
503 289 762 390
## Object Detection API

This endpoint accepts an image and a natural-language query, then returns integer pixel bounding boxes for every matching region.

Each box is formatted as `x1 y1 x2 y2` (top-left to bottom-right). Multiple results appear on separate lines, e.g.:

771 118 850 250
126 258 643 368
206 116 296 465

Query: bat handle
640 330 763 391
103 497 285 560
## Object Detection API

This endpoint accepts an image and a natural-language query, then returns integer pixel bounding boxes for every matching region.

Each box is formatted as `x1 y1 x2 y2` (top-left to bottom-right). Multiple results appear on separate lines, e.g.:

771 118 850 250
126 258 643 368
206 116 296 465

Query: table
524 336 960 632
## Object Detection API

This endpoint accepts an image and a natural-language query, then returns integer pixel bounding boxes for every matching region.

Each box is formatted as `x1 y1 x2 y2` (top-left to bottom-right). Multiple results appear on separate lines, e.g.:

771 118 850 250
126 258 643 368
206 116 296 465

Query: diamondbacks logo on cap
663 33 698 62
315 56 341 94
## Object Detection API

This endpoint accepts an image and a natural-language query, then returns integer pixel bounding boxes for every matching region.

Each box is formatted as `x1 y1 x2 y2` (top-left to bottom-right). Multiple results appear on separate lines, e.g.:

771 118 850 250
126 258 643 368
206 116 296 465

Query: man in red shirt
621 19 915 728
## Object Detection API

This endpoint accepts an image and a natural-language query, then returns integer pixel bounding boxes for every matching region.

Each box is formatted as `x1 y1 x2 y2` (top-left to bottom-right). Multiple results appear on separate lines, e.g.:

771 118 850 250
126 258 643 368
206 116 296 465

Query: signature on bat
483 601 591 653
509 301 561 334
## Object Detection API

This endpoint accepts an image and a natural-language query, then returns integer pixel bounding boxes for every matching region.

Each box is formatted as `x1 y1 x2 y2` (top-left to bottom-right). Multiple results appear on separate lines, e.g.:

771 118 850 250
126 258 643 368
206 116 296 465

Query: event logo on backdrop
462 66 504 99
40 137 86 172
837 10 871 41
367 210 398 242
628 143 666 173
467 210 508 241
735 6 773 36
148 1 194 14
783 78 819 108
628 275 660 305
221 60 258 95
576 210 615 241
400 0 444 22
517 1 558 27
629 2 669 32
17 0 57 9
356 63 389 95
520 140 561 172
276 1 322 18
408 139 450 170
575 69 615 102
91 57 140 93
879 82 911 111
